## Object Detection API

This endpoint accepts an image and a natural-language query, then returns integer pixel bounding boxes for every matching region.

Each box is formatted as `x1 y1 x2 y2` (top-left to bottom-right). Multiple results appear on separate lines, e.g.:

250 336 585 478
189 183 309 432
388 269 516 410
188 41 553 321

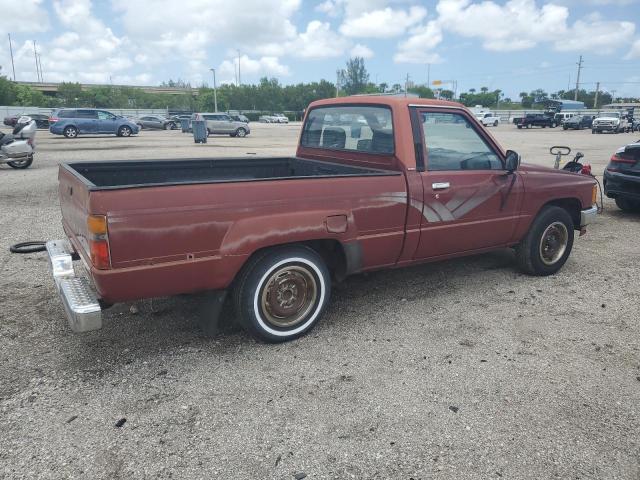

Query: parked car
45 96 597 342
592 112 630 134
49 109 139 138
4 113 49 129
604 141 640 212
562 115 595 130
475 111 500 127
191 112 250 137
554 112 575 125
514 113 557 129
136 115 177 130
259 115 274 123
272 113 289 123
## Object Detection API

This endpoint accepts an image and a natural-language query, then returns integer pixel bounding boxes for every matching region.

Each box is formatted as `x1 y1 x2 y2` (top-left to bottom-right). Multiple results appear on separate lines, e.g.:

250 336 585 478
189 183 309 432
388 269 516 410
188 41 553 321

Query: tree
378 82 388 93
338 57 370 95
408 85 435 98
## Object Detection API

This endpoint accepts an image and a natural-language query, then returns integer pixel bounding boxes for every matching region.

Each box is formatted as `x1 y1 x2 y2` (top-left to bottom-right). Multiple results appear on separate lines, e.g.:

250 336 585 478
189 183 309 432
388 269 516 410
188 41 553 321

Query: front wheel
118 125 132 137
7 155 33 169
551 122 557 128
516 206 574 276
235 127 247 137
493 121 498 127
233 246 331 342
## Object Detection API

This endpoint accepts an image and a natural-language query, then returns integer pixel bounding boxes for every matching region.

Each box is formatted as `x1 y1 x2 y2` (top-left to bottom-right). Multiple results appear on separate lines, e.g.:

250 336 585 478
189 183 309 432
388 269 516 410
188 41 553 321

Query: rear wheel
7 155 33 169
233 246 331 342
615 197 640 212
516 206 574 276
63 126 78 138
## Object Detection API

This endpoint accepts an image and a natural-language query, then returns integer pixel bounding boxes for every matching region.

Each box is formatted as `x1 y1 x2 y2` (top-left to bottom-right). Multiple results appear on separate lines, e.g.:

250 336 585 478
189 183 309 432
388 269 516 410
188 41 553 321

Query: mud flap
195 290 228 337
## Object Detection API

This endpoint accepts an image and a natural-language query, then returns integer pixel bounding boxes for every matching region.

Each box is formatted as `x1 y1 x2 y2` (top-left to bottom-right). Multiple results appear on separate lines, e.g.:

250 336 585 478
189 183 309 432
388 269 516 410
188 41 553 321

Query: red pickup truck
47 97 598 342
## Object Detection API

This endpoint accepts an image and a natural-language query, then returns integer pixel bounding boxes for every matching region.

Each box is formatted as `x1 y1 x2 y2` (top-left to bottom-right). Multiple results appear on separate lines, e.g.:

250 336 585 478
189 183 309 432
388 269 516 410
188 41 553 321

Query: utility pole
37 53 44 83
404 73 410 97
593 82 600 108
611 90 617 102
8 34 16 81
574 55 583 101
33 40 41 82
237 50 241 86
427 63 430 87
336 69 340 97
210 68 218 112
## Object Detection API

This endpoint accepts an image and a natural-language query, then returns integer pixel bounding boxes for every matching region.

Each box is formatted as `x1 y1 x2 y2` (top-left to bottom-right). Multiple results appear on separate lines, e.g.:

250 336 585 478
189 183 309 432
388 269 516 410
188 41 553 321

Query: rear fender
219 210 358 257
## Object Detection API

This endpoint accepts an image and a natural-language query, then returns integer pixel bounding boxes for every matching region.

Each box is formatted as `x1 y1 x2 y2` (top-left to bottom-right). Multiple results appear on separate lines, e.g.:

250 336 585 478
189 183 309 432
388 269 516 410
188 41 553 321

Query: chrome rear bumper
46 239 102 332
580 205 598 227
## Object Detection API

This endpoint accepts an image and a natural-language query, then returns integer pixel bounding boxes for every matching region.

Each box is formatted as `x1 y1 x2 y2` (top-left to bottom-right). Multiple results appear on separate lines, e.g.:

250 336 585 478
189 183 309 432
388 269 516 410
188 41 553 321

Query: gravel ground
1 123 639 479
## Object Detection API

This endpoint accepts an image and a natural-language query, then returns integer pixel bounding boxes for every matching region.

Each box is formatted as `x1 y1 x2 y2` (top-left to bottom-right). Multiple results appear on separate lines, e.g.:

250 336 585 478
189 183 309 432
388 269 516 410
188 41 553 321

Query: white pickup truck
592 112 629 134
475 111 500 127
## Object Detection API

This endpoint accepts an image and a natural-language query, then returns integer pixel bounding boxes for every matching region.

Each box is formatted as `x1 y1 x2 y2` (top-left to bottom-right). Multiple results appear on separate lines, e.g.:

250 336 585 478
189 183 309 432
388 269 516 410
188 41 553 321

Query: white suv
475 112 500 127
272 114 289 124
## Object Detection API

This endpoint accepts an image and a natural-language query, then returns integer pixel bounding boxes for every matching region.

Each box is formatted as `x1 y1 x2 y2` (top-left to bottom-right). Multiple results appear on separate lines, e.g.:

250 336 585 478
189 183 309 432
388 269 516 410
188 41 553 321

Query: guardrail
0 106 169 119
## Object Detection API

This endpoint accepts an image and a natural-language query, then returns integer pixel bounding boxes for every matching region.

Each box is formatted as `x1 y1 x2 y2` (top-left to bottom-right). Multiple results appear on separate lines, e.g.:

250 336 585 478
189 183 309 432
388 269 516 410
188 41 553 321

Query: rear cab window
301 105 394 154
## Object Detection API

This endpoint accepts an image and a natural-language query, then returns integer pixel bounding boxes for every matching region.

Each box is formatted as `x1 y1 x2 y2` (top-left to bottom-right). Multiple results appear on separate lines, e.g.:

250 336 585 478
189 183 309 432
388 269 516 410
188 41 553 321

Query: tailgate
58 165 94 264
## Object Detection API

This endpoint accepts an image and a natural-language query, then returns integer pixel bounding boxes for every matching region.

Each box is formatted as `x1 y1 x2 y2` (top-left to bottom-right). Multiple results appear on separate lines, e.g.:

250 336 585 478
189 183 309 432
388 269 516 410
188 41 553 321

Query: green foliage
338 57 370 95
459 88 503 108
408 86 435 98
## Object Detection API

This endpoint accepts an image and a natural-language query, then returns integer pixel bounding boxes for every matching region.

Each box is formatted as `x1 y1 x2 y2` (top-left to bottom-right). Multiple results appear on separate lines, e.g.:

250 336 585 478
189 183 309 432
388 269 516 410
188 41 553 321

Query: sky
0 0 639 99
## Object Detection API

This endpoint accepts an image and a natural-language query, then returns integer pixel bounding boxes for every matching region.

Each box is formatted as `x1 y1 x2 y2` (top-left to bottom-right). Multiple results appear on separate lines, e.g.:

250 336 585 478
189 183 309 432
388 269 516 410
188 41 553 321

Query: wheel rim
260 265 318 328
121 127 131 136
66 128 77 137
539 222 569 266
237 129 246 137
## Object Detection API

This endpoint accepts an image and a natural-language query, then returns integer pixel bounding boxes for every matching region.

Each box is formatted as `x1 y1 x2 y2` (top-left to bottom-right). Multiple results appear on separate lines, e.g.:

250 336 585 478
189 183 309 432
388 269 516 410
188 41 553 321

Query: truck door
411 108 523 259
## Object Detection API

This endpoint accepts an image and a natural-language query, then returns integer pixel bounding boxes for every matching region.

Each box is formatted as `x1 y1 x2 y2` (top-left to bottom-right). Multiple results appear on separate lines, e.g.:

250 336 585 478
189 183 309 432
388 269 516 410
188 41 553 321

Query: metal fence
492 109 613 123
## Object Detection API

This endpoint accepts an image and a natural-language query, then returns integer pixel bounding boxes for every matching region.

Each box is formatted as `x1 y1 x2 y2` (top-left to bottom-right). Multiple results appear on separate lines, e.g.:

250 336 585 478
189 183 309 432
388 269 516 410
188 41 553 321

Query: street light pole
210 68 218 112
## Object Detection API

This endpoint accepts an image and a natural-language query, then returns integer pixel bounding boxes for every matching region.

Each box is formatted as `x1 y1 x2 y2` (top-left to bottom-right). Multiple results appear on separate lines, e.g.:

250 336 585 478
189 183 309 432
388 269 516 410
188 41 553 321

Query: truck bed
64 157 396 190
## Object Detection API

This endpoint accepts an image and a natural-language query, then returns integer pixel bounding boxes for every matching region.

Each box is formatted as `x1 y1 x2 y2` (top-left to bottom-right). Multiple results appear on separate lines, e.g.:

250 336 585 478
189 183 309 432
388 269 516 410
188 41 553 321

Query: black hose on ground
10 241 46 254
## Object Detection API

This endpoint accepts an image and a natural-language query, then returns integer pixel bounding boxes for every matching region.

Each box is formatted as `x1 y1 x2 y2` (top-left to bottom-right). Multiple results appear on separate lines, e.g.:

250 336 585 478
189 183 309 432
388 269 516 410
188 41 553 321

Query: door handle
432 182 450 190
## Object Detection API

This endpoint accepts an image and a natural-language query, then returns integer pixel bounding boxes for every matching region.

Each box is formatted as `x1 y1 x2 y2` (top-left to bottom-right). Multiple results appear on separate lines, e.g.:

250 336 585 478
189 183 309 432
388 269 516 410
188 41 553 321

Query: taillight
87 214 110 270
607 152 636 172
49 117 59 123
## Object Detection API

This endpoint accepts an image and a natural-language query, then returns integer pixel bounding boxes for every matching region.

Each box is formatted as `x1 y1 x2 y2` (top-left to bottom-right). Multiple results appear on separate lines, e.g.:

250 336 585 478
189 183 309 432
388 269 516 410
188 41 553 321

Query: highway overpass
17 81 199 96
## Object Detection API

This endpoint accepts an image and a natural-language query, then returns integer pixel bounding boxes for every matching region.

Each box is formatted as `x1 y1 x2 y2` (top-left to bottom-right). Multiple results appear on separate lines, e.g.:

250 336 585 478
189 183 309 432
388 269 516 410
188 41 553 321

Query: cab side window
421 112 502 171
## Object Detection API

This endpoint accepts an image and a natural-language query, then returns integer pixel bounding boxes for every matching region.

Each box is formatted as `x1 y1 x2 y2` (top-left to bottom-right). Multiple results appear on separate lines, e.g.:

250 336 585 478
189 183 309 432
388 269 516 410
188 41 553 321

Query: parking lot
1 123 639 479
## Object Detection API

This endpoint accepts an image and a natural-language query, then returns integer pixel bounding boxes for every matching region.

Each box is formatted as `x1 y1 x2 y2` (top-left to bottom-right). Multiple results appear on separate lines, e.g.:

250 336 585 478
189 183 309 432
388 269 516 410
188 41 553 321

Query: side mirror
505 150 520 172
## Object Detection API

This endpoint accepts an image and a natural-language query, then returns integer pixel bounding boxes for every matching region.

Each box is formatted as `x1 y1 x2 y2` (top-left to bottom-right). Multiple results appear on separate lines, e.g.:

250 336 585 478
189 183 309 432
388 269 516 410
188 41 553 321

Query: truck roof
309 95 463 109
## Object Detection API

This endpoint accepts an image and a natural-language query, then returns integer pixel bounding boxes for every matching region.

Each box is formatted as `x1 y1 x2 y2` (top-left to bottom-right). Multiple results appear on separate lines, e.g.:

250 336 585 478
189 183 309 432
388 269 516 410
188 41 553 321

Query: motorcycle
0 115 36 169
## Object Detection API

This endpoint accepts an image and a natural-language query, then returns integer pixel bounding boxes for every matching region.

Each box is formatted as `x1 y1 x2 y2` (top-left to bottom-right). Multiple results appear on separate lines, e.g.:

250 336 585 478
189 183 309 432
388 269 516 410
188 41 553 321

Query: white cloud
340 6 428 38
436 0 569 51
555 18 635 53
294 21 350 58
219 55 290 83
0 0 49 36
350 44 374 59
626 39 640 59
394 21 444 63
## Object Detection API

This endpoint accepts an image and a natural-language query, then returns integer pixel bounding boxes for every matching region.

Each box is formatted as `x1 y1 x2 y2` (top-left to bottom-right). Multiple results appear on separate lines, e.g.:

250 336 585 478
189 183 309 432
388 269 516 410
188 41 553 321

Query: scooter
550 145 604 211
0 116 36 169
549 145 591 174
